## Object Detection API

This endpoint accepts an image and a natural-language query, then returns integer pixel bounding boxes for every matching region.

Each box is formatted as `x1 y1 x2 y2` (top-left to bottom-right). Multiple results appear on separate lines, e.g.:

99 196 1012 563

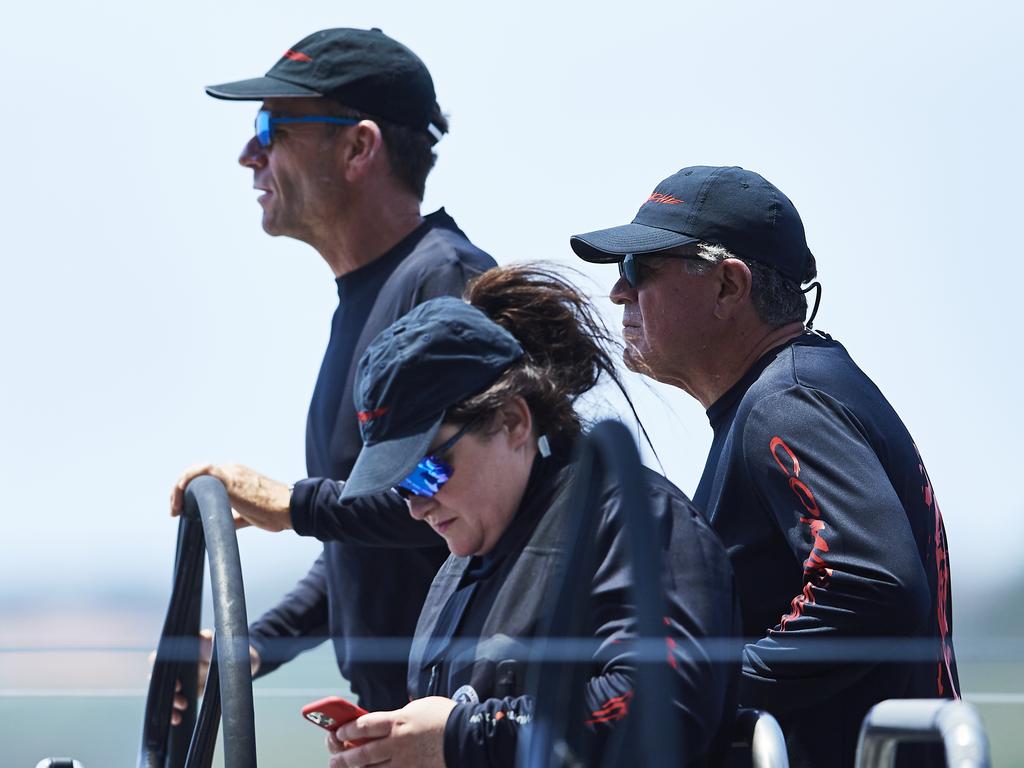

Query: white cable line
1 690 1023 703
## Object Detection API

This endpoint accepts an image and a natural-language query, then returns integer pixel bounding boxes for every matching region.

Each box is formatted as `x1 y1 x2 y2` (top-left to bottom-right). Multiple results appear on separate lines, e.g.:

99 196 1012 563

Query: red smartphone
301 696 370 745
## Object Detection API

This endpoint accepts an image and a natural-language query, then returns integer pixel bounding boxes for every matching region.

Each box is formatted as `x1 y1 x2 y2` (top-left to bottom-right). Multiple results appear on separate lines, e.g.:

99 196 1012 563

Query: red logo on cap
647 192 684 205
357 406 390 424
283 49 313 62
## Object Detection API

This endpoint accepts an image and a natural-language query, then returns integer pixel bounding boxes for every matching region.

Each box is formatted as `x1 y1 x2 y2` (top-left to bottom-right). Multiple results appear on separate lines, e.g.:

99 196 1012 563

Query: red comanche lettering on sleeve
769 436 833 631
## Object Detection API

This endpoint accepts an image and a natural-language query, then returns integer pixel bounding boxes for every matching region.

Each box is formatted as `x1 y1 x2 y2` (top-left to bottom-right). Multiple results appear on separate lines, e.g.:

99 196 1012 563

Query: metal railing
139 476 257 768
730 709 789 768
855 699 990 768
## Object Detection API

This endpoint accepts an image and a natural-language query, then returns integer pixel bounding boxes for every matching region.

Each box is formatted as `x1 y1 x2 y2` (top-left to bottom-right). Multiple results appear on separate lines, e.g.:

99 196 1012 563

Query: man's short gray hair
673 243 811 327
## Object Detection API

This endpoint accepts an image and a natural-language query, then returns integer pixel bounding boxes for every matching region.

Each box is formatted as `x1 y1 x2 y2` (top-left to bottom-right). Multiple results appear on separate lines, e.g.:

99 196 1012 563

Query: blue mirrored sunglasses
394 421 476 500
254 109 360 148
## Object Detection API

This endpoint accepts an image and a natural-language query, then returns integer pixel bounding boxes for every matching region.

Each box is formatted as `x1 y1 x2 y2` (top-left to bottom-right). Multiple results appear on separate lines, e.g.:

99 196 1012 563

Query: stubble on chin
260 208 298 240
622 345 640 372
623 343 679 390
623 343 652 378
258 199 280 236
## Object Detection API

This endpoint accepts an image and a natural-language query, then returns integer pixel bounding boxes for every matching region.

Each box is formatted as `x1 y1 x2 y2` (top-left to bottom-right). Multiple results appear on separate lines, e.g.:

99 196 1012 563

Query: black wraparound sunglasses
617 254 643 289
617 253 702 289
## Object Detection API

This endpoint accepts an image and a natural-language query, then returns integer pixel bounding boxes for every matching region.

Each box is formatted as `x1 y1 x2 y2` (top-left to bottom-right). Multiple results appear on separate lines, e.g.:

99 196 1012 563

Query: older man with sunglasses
571 166 959 768
169 28 495 718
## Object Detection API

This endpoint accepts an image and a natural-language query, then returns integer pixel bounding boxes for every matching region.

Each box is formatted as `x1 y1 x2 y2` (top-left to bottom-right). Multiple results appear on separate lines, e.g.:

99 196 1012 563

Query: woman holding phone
317 265 740 768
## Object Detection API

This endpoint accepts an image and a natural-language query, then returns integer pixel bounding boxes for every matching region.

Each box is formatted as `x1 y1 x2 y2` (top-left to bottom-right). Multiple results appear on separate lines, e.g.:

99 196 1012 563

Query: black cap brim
570 223 699 262
339 414 444 501
205 76 324 101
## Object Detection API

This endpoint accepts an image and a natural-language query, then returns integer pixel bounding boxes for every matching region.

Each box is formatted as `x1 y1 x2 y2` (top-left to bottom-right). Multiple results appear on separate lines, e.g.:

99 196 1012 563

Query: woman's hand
326 696 457 768
170 462 292 532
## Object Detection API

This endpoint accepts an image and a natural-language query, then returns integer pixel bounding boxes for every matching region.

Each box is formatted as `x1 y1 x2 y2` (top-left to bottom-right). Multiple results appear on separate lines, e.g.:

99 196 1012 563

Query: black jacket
402 445 741 768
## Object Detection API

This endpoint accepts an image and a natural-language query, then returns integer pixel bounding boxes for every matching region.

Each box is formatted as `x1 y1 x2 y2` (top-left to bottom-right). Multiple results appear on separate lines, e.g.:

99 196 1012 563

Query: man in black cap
571 166 959 767
175 28 495 714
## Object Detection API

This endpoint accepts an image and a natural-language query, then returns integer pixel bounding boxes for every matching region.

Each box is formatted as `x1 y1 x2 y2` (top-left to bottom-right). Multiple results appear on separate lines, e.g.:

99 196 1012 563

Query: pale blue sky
2 0 1022 615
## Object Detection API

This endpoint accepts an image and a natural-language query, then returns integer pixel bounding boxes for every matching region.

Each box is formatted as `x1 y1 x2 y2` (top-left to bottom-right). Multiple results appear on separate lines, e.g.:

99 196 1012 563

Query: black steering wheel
139 476 257 768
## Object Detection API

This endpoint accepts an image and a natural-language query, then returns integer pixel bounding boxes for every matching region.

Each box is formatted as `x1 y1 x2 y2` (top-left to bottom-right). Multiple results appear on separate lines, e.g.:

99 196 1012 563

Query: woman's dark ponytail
448 263 633 440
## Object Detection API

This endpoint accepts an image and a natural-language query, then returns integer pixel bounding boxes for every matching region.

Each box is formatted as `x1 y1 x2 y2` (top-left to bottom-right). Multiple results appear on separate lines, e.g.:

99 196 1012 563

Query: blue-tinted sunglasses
254 109 360 148
394 421 476 500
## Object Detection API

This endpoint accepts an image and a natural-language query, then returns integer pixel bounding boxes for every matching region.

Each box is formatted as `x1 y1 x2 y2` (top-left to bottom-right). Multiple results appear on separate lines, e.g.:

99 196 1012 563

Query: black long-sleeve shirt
247 210 495 710
694 331 958 768
290 478 439 548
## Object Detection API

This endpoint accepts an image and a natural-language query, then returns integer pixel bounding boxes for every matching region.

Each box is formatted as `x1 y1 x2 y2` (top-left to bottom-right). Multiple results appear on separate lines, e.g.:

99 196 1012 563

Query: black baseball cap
205 27 444 139
340 296 524 501
570 166 814 283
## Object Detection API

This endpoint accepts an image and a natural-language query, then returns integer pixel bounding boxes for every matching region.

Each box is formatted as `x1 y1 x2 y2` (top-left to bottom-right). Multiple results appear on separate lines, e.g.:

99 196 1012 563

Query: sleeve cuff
443 702 473 768
289 478 341 537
